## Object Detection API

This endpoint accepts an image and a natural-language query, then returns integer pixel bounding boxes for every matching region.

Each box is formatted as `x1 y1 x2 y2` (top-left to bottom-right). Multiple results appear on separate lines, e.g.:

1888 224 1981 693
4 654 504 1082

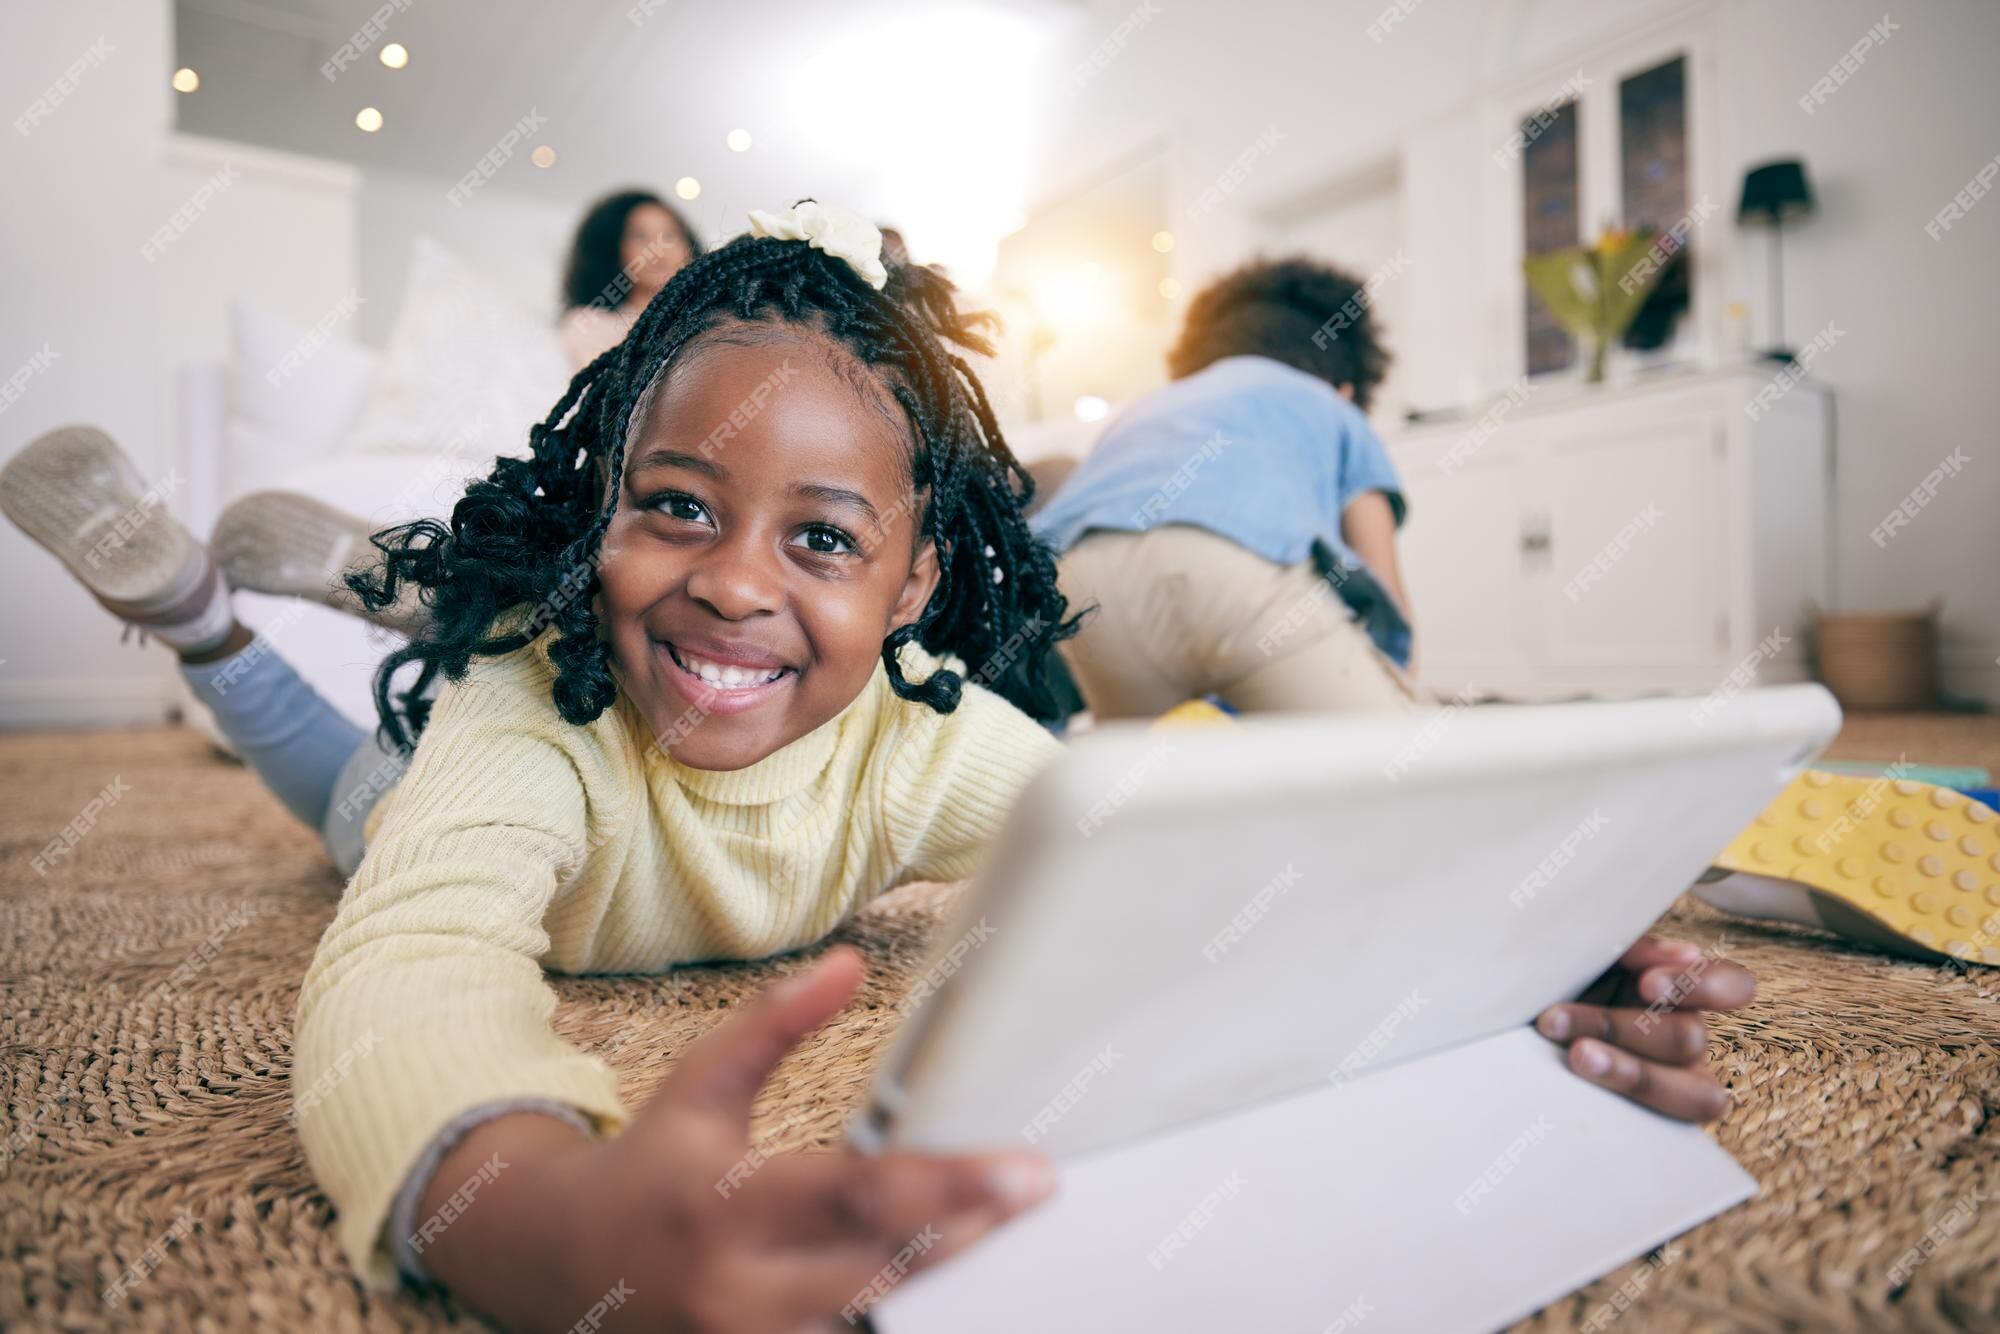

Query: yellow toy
1709 770 2000 963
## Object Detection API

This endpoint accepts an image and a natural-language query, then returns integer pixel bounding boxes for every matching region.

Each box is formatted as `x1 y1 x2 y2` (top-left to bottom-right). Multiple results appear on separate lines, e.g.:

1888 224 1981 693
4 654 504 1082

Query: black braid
350 222 1081 752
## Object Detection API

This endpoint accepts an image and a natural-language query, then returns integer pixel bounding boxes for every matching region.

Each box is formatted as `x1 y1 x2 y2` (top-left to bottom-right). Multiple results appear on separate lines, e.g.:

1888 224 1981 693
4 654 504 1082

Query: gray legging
179 645 403 875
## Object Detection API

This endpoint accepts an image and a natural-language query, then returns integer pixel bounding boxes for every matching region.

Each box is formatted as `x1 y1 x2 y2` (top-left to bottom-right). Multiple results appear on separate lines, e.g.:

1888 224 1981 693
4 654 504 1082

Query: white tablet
860 685 1841 1334
864 684 1840 1160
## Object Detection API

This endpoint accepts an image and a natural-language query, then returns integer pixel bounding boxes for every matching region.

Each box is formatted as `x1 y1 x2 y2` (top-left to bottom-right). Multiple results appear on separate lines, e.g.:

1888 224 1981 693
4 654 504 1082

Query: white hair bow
746 201 890 290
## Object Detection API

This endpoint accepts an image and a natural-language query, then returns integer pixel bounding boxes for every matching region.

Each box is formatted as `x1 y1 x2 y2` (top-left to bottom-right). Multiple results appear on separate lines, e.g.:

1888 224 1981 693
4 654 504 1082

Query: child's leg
179 641 368 832
319 728 405 876
1 425 383 849
1056 525 1427 719
1053 531 1203 719
1214 609 1426 716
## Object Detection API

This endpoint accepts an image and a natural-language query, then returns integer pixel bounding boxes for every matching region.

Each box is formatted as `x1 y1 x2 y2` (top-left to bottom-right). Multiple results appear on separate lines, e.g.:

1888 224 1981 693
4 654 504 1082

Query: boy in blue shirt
1033 258 1422 719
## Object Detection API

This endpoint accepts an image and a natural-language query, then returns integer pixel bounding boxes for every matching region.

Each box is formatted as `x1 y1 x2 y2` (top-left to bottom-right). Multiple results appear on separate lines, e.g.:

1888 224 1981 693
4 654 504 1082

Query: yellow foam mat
1717 770 2000 962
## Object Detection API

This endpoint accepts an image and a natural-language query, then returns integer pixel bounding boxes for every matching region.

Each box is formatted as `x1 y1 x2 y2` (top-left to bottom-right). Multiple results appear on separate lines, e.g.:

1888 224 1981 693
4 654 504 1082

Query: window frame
1484 13 1724 383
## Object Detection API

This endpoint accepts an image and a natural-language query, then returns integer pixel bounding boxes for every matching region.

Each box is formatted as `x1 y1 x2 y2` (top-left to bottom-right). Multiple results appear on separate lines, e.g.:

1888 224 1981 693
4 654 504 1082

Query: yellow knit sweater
292 641 1062 1285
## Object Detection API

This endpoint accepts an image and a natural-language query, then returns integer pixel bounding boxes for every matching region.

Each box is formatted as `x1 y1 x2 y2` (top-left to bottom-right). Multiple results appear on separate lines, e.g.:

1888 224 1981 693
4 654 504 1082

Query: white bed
176 237 568 737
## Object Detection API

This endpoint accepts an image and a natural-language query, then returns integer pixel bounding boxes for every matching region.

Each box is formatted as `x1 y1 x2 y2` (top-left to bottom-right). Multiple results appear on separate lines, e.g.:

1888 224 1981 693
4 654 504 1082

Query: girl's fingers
758 1150 1055 1249
1615 935 1704 975
1563 1037 1730 1122
1634 958 1756 1012
1536 1002 1709 1065
772 1204 1018 1322
649 947 865 1129
1577 936 1703 1007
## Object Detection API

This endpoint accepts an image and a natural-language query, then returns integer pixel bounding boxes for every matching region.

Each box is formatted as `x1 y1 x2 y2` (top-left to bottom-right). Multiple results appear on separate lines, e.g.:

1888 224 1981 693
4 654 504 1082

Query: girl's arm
412 949 1055 1333
292 658 619 1287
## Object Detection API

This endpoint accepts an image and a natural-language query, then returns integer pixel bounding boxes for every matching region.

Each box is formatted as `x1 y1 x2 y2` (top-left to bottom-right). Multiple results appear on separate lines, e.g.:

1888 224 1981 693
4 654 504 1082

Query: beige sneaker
0 425 234 652
212 490 429 636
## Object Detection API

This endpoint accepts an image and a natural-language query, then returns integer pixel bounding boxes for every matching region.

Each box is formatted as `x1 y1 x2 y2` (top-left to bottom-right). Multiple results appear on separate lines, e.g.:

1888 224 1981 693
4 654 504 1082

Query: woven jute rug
3 720 1998 1332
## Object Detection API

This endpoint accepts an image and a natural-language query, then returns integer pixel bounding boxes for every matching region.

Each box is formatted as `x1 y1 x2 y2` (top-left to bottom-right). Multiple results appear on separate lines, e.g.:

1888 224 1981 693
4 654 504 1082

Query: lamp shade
1738 159 1816 224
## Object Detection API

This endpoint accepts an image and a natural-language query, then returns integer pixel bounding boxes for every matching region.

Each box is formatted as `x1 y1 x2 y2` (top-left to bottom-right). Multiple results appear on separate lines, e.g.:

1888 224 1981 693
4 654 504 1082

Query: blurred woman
559 189 702 369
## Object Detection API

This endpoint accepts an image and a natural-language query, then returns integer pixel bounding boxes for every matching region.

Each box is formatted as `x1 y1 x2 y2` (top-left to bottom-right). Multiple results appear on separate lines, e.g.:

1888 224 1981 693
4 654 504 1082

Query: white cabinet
1383 368 1831 700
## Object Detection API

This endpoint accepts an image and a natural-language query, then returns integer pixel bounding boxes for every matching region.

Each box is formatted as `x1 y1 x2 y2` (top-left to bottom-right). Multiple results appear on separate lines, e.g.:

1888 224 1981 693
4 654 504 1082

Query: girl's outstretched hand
1532 935 1754 1123
419 946 1055 1334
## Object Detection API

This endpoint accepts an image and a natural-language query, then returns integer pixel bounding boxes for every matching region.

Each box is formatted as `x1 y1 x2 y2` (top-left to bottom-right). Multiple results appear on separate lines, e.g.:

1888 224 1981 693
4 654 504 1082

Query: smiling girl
1 203 1753 1333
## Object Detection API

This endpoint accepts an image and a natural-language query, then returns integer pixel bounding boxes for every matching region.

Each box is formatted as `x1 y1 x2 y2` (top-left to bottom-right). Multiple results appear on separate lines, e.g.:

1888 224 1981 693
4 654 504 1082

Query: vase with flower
1522 227 1669 384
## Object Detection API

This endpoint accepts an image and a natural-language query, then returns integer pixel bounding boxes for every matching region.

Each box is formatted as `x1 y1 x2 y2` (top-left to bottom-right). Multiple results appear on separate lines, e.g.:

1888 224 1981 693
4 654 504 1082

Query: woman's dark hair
1167 257 1392 412
561 189 703 312
354 222 1081 750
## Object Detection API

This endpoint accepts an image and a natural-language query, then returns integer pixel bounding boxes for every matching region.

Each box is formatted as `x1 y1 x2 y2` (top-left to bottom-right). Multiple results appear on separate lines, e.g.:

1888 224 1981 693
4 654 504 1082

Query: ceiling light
675 176 701 200
171 68 200 94
726 128 752 153
355 106 383 133
1159 277 1182 299
378 43 409 70
1074 395 1110 423
1152 230 1175 253
531 145 556 168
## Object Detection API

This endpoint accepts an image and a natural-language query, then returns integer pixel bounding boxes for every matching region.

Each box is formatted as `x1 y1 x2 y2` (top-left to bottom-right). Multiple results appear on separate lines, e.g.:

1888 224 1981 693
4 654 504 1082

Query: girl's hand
420 947 1056 1333
1532 936 1754 1123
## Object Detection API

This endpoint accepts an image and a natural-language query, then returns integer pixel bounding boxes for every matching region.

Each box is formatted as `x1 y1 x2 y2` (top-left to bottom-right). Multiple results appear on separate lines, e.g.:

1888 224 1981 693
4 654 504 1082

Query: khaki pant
1056 526 1426 721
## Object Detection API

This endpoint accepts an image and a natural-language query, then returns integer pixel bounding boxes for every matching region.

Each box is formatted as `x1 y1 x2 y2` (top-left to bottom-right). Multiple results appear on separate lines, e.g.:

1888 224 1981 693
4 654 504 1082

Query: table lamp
1737 159 1817 362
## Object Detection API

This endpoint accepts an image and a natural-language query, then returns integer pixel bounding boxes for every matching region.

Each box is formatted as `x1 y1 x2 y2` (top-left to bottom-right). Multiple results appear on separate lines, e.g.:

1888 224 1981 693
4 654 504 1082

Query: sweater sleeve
292 654 629 1287
880 684 1065 884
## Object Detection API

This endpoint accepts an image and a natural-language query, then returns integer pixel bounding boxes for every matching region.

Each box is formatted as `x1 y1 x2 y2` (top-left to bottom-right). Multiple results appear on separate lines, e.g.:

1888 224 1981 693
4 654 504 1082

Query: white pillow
227 301 382 476
341 236 568 460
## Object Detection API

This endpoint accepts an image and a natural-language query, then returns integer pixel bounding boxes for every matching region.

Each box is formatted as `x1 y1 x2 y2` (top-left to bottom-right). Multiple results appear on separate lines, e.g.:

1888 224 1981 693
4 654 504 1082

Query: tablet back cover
877 1028 1756 1334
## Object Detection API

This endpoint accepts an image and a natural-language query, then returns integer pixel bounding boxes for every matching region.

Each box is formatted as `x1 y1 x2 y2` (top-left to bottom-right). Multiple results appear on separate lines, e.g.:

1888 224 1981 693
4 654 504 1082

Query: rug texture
2 718 1997 1332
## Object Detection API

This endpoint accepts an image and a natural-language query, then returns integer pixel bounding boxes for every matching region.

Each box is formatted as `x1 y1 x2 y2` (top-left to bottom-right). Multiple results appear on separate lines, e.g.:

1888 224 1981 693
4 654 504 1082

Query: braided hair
351 227 1081 752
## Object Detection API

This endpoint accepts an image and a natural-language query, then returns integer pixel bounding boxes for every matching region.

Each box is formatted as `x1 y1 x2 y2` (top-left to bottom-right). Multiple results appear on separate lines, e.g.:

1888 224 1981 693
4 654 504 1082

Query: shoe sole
0 424 209 611
1714 769 2000 963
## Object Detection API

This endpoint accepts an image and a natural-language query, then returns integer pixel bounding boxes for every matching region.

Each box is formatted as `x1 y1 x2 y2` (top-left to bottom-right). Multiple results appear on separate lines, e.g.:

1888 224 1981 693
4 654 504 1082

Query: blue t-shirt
1030 355 1410 660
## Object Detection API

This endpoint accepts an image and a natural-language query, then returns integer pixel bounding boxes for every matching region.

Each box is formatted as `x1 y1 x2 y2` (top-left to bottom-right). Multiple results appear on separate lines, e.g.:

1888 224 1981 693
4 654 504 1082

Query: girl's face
621 204 692 302
597 328 939 770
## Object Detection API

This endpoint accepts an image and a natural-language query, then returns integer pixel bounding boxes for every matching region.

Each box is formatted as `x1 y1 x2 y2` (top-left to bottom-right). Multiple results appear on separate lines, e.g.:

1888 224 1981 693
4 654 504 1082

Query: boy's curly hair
1167 257 1392 411
351 225 1081 752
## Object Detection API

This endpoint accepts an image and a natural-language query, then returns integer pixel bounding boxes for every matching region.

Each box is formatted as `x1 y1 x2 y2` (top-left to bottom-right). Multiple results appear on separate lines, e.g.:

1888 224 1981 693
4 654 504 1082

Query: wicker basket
1811 604 1940 711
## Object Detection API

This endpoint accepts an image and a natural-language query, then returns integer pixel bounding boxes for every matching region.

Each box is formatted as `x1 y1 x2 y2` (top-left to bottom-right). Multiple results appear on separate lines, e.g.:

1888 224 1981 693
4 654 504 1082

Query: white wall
0 2 578 729
1716 0 2000 697
353 169 577 346
0 1 175 727
156 135 361 372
